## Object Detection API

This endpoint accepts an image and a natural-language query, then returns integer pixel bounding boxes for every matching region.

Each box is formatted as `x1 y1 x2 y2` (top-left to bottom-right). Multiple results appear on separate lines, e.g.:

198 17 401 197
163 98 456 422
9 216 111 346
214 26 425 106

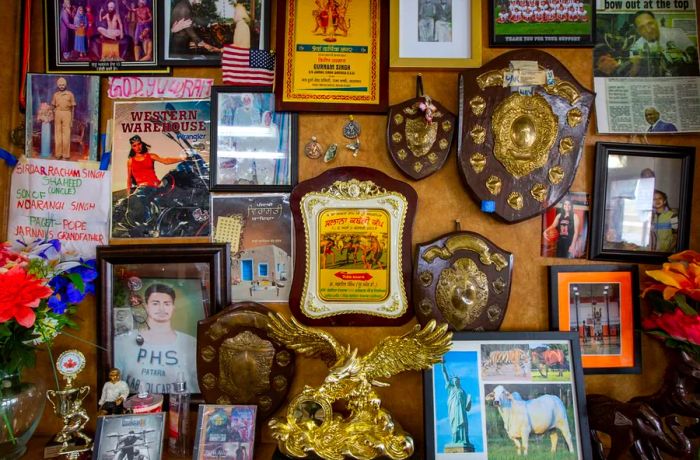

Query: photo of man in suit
644 107 678 133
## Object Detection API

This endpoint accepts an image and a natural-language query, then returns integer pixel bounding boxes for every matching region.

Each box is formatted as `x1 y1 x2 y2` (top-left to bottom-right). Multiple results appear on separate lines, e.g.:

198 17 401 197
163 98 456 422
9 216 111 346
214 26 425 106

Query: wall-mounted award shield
197 302 295 422
290 167 417 326
457 49 594 223
414 231 513 331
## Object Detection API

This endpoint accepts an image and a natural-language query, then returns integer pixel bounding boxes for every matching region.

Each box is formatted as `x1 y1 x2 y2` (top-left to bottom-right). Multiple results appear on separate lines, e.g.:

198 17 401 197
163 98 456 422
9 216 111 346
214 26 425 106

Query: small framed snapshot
211 193 293 303
192 405 257 460
489 0 594 47
159 0 271 66
390 0 482 68
590 142 695 264
211 86 298 192
424 331 592 459
96 243 230 399
25 73 100 162
93 412 166 460
541 192 590 259
45 0 167 74
549 264 641 374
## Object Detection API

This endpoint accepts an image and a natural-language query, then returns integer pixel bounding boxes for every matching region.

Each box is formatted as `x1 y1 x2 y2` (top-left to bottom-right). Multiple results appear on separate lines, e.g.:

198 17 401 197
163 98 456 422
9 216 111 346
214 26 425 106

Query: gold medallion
507 192 524 210
470 153 486 173
392 132 403 143
469 95 486 115
405 117 437 157
559 137 574 155
427 152 438 164
442 120 452 132
548 166 565 184
439 138 449 150
567 108 583 127
397 149 407 160
486 175 502 195
470 125 486 144
531 183 547 202
394 113 404 125
413 162 423 173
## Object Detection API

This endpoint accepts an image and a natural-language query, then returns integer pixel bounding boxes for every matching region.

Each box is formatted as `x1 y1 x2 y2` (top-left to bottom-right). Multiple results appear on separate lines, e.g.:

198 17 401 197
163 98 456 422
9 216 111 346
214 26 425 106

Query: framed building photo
159 0 271 66
93 413 166 460
424 331 592 459
45 0 166 74
211 193 293 303
25 73 100 161
210 87 297 192
549 264 641 374
590 142 695 264
96 243 230 399
390 0 482 68
489 0 594 47
275 0 388 112
192 405 257 460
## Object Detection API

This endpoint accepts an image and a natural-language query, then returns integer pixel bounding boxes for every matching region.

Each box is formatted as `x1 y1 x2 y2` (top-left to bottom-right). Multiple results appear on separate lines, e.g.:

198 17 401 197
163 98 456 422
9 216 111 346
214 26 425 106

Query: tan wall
1 0 699 457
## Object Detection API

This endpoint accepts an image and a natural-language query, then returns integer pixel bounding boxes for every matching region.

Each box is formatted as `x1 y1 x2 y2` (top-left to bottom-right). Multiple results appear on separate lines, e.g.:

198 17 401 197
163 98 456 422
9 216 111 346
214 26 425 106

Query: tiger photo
481 345 531 381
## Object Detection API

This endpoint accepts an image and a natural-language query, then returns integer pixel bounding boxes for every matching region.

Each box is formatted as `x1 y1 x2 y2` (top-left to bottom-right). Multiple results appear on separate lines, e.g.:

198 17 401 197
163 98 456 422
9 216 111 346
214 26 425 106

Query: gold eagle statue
266 313 452 460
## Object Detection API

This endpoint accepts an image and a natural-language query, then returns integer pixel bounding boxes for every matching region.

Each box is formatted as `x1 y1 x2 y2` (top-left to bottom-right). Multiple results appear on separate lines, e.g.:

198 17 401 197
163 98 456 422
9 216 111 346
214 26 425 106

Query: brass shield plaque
197 302 295 422
414 231 513 331
457 50 594 222
387 97 456 180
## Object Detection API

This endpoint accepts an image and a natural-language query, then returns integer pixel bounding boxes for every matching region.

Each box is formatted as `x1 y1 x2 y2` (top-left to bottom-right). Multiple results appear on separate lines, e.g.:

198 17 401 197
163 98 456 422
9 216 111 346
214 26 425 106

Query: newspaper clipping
594 0 700 133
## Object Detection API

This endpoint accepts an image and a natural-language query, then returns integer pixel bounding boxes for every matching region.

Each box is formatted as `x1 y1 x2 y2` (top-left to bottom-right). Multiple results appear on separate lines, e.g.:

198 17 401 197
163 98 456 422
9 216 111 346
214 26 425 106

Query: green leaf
66 273 85 293
674 294 697 316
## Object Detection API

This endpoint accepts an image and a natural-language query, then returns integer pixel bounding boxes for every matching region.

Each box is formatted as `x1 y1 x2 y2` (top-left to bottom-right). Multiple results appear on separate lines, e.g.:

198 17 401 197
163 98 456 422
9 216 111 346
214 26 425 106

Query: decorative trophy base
272 448 425 460
444 442 475 453
44 439 92 459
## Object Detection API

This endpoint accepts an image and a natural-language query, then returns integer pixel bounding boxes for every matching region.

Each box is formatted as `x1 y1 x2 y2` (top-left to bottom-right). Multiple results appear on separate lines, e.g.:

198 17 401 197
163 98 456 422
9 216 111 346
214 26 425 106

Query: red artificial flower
643 308 700 346
0 242 28 268
0 265 52 328
669 250 700 265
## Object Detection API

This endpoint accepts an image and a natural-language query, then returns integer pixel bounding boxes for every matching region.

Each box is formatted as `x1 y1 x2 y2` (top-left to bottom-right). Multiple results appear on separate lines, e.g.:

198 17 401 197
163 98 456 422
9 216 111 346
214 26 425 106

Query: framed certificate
274 0 389 112
289 167 417 326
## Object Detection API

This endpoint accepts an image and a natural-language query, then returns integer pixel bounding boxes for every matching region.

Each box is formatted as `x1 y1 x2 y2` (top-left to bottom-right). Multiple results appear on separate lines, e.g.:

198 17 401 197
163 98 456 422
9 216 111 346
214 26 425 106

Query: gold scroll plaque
457 50 595 223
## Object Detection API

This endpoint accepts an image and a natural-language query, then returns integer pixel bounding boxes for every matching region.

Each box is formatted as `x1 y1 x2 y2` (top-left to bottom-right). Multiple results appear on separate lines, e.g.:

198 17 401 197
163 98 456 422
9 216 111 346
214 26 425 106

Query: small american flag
222 45 275 86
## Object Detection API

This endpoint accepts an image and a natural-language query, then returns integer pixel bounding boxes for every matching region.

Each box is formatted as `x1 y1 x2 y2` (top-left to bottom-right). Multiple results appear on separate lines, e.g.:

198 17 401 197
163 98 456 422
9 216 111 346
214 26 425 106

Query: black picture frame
590 142 695 264
549 264 641 375
488 0 595 47
424 331 592 459
158 0 271 66
210 86 298 192
96 243 230 406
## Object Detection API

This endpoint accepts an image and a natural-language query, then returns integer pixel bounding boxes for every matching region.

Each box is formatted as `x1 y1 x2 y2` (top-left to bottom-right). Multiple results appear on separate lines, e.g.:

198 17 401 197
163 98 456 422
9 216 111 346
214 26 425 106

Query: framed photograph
159 0 271 66
192 405 257 460
590 142 695 263
211 193 293 302
274 0 389 112
25 73 100 161
289 167 417 326
45 0 166 74
541 192 590 259
549 264 641 374
210 87 298 192
390 0 482 68
488 0 594 47
110 99 211 239
424 331 592 459
96 243 230 400
93 413 166 460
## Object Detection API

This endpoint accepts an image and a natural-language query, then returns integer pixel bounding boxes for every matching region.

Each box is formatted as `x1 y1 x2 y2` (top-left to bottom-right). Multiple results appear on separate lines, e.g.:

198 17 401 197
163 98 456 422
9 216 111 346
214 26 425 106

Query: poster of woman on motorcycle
111 99 211 238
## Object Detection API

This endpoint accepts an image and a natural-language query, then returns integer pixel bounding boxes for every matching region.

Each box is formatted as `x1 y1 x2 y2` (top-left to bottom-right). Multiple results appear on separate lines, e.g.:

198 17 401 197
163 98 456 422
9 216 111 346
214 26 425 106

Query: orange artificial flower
643 259 700 302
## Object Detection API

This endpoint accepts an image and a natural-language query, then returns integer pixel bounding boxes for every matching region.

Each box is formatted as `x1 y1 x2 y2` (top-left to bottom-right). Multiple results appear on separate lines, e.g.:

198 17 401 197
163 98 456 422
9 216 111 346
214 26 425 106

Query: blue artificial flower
48 293 68 315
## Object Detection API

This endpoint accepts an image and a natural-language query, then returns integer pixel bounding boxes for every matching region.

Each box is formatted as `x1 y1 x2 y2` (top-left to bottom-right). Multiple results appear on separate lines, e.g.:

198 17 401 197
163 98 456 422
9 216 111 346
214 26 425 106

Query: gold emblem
559 137 574 155
492 277 506 294
202 373 217 390
392 132 403 143
419 271 433 286
487 305 502 322
259 396 273 410
507 192 524 210
394 113 404 125
486 175 502 195
276 350 291 367
567 108 582 127
470 125 486 144
267 314 451 460
216 395 231 404
543 79 581 105
406 117 437 157
413 162 423 173
531 183 547 202
403 106 417 115
442 120 452 131
477 69 505 90
548 166 565 184
219 331 274 403
436 258 489 330
422 233 509 271
469 95 486 115
427 152 438 164
201 345 216 363
397 149 407 160
273 375 288 392
439 139 449 150
492 93 558 178
419 298 433 315
470 153 486 173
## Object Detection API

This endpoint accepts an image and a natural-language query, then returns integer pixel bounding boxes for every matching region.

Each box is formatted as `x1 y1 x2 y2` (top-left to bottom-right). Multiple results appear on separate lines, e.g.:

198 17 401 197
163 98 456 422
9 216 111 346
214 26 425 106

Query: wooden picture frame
192 405 257 460
210 86 298 192
424 331 592 459
93 413 166 459
159 0 271 66
590 142 695 264
488 0 594 47
96 243 230 404
45 0 167 74
274 0 389 112
549 264 641 374
390 0 482 68
289 167 417 326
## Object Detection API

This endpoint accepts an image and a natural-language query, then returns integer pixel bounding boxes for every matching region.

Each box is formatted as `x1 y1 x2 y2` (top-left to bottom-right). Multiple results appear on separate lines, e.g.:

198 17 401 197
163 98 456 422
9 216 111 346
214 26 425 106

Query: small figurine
98 368 130 415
